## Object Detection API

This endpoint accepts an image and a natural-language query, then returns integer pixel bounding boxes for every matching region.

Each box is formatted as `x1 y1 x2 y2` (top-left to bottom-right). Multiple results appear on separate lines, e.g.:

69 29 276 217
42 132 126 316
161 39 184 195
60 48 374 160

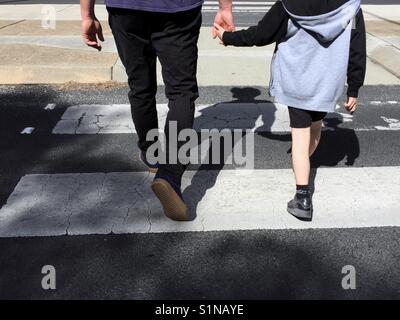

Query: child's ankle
296 185 310 199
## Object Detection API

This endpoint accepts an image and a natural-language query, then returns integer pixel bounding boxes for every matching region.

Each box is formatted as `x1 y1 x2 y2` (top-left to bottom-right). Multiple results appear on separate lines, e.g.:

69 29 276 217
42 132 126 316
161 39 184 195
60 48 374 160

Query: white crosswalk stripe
1 167 399 238
52 103 400 135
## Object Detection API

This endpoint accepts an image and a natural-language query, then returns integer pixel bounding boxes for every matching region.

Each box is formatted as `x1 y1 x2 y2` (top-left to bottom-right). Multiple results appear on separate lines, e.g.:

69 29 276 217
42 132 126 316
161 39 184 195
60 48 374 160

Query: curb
367 33 400 79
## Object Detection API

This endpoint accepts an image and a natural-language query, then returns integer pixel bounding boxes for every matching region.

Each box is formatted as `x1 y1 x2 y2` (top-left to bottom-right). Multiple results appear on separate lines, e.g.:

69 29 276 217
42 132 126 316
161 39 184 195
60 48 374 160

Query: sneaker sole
287 207 313 222
151 178 189 221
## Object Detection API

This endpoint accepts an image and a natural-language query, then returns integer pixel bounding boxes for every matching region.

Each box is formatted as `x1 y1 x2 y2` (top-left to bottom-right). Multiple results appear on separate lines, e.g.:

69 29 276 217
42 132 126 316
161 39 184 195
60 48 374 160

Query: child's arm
215 1 289 47
347 9 367 99
345 9 367 114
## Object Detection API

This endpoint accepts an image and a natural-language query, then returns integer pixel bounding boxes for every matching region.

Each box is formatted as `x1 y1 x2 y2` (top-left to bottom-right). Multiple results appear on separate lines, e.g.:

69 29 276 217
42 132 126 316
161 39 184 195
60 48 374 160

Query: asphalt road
1 228 399 300
0 84 399 299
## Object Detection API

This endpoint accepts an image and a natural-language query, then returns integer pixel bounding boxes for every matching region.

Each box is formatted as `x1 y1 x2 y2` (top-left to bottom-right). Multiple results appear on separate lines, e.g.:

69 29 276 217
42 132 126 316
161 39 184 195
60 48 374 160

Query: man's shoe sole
287 207 313 222
151 178 189 221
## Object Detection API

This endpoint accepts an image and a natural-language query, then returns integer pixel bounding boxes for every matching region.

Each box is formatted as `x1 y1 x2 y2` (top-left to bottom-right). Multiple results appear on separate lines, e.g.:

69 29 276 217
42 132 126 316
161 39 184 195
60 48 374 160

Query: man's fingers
83 35 101 51
97 27 105 42
81 18 103 51
87 42 102 51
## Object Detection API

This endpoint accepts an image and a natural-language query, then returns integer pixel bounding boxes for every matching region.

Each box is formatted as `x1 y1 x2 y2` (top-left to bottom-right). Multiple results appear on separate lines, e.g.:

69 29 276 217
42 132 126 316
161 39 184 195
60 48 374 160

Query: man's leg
153 8 201 181
108 8 158 153
150 8 202 221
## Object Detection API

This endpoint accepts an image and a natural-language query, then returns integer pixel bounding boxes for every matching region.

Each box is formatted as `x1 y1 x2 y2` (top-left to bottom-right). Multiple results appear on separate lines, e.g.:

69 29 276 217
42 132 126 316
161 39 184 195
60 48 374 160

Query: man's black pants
108 6 202 182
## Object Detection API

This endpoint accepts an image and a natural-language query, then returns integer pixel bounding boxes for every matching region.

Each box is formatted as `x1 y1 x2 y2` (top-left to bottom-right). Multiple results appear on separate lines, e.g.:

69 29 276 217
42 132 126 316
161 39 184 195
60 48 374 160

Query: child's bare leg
292 127 311 186
309 120 322 157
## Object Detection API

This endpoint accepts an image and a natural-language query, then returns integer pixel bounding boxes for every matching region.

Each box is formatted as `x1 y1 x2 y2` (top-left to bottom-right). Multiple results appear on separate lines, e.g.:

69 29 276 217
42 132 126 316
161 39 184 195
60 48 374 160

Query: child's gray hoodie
269 0 361 112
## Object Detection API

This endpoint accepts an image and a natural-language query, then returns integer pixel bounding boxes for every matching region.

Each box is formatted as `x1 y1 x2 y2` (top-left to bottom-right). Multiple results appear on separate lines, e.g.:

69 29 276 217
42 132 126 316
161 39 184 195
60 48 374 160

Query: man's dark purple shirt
105 0 204 13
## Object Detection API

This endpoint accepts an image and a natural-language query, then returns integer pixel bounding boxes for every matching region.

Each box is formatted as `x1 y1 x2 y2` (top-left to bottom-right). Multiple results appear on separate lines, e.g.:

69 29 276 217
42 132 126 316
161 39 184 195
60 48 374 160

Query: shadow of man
183 87 277 220
308 115 360 194
244 111 361 197
312 116 360 167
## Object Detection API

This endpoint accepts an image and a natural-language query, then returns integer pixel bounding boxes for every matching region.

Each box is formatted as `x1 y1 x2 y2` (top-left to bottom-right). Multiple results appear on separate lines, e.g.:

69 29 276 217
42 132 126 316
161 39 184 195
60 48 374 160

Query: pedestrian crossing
1 99 400 238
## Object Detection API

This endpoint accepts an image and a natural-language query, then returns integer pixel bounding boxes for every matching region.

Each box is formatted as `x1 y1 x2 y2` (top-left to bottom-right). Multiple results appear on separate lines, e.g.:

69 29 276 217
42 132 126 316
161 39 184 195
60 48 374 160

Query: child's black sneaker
139 151 159 173
287 195 313 221
151 173 188 221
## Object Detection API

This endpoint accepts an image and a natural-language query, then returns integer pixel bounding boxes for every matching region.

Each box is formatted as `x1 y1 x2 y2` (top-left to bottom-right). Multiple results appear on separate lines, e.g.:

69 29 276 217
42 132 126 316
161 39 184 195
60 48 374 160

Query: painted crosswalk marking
375 116 400 130
44 103 56 110
21 127 35 134
0 167 399 238
52 103 292 134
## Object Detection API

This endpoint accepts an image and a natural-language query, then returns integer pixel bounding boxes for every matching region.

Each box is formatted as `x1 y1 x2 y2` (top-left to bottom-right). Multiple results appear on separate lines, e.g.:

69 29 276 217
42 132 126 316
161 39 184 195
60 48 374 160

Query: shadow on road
185 88 361 217
183 87 276 219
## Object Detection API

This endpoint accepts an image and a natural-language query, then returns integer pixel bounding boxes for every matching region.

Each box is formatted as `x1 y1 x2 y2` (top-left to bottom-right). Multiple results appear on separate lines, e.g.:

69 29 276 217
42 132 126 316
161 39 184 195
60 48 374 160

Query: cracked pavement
0 167 399 238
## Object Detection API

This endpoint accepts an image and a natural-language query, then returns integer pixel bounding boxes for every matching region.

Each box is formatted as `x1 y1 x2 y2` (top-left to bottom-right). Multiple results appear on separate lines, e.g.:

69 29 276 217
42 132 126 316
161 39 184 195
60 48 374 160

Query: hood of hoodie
282 0 361 43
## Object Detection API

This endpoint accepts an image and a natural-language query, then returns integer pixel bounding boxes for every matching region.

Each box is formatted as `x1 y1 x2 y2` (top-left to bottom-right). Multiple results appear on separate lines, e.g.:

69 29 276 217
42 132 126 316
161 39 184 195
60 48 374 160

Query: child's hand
213 23 226 45
345 97 358 114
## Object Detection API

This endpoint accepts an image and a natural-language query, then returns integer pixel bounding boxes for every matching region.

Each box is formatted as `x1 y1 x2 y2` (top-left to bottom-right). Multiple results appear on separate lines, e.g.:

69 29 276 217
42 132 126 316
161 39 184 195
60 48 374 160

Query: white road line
52 103 293 134
0 167 399 238
370 101 399 105
20 127 35 134
44 103 56 110
52 103 400 135
375 116 400 130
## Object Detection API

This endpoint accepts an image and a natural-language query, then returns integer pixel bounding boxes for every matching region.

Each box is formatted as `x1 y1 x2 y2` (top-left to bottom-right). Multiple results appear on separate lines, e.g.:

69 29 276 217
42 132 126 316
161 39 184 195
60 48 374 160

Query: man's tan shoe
151 178 189 221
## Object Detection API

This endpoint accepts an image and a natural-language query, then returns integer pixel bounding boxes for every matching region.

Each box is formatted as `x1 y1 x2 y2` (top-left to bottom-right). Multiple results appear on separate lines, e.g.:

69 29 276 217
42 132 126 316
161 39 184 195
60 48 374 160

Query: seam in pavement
111 57 120 81
364 10 400 27
0 19 26 30
367 28 400 51
55 4 74 14
367 32 400 80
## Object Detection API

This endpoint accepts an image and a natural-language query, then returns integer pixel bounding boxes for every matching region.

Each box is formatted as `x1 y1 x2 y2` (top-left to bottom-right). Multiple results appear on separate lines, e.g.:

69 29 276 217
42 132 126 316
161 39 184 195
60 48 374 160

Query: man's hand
345 97 358 114
80 0 103 51
212 3 235 39
81 17 104 51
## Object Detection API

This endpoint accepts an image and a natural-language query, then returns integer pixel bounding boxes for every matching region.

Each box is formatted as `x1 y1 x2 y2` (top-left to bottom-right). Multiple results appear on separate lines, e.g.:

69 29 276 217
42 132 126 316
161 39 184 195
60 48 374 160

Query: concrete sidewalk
364 9 400 79
0 4 399 85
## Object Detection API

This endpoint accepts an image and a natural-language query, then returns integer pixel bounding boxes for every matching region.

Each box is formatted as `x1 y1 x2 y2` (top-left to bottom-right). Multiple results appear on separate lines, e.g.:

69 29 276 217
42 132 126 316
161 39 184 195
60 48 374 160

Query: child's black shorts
288 107 327 128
